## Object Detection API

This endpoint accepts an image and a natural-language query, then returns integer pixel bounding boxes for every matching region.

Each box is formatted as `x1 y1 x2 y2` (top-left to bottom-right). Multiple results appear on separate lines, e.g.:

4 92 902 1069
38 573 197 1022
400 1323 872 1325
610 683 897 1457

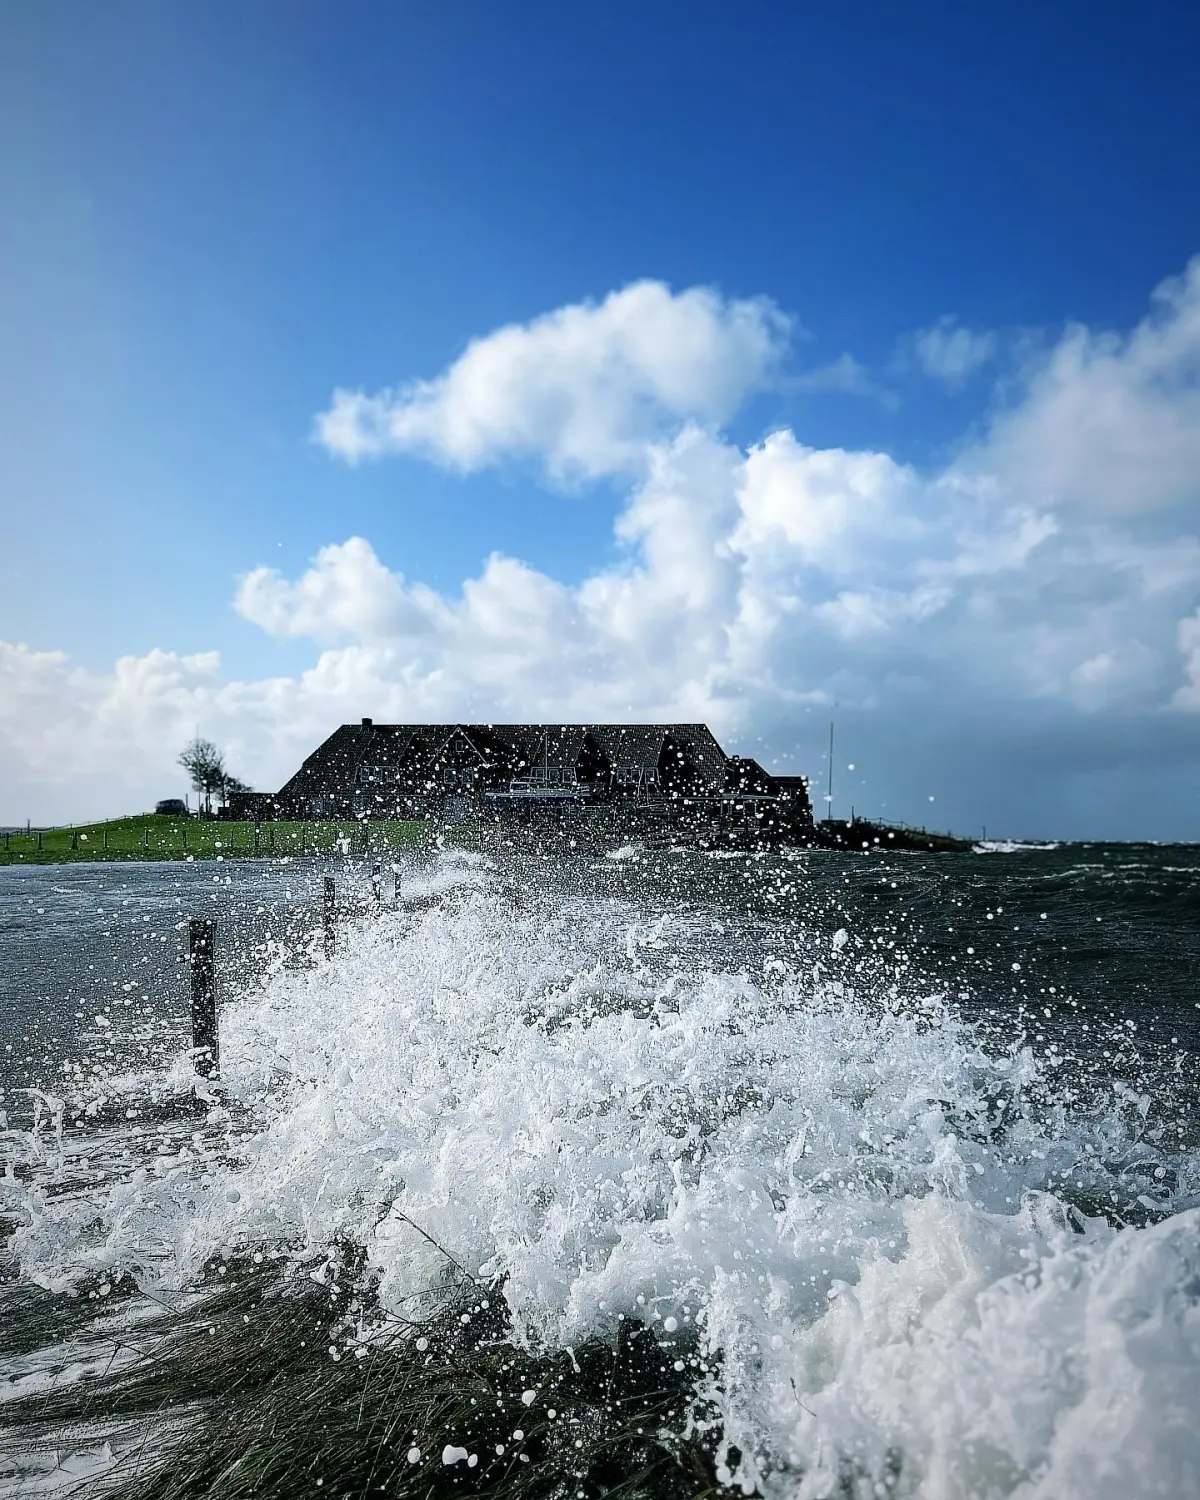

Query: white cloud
314 280 789 482
733 432 928 576
1176 608 1200 710
913 316 996 387
968 257 1200 515
789 353 875 396
0 643 239 822
5 263 1200 831
236 537 447 645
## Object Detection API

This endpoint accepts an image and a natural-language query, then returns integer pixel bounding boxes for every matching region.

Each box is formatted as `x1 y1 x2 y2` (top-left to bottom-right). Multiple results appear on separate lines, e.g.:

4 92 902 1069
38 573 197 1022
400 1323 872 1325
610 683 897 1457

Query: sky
2 0 1200 838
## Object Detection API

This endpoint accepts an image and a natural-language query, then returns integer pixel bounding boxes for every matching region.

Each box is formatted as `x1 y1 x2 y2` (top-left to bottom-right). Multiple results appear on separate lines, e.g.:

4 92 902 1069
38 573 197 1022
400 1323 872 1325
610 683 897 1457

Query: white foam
397 848 486 902
3 853 1198 1497
974 840 1062 854
0 1440 119 1497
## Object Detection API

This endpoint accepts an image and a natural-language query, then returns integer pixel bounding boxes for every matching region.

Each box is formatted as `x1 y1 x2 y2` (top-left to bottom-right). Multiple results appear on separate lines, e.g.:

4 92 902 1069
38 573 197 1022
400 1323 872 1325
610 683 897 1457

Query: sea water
1 844 1198 1497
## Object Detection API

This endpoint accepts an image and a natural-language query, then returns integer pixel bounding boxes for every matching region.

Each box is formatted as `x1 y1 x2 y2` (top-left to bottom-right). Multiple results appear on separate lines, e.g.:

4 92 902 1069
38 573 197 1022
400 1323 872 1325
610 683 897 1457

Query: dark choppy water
1 842 1198 1497
0 856 384 1103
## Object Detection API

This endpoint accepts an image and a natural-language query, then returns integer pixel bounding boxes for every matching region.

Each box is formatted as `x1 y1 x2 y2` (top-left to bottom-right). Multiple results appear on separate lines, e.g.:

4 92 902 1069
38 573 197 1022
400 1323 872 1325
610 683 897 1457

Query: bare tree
178 738 251 815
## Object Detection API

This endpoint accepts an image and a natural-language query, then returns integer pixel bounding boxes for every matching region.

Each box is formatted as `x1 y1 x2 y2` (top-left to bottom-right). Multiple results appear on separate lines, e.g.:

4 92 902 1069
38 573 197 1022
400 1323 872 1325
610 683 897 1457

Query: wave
973 841 1062 854
3 850 1199 1497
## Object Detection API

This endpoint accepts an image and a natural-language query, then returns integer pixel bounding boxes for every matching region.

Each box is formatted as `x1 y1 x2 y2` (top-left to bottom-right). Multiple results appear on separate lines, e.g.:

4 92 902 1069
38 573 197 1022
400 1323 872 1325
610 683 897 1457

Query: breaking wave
3 849 1199 1497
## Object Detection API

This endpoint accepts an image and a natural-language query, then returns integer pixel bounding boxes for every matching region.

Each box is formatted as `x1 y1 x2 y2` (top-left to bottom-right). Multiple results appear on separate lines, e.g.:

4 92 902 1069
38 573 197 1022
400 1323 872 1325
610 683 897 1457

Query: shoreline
4 815 1196 868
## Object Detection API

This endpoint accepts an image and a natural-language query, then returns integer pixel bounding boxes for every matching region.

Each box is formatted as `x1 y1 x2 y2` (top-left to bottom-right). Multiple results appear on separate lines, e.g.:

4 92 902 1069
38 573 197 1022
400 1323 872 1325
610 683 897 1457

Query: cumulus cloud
912 316 996 387
235 537 445 645
969 257 1200 515
314 280 790 482
0 643 240 822
236 419 1198 731
5 262 1200 832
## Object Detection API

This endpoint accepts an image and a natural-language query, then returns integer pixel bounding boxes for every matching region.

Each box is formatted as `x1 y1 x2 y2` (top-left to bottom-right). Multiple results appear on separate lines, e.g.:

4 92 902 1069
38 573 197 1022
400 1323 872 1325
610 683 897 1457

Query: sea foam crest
6 850 1199 1498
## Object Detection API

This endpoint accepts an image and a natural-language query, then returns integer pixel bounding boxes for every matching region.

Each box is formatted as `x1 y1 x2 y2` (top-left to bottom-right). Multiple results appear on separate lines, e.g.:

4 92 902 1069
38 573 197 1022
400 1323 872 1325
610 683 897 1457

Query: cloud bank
5 267 1200 834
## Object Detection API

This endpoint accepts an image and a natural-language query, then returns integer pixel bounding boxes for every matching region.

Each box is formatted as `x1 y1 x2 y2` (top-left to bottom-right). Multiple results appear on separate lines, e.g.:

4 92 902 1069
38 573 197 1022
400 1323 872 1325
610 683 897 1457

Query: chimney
361 717 373 727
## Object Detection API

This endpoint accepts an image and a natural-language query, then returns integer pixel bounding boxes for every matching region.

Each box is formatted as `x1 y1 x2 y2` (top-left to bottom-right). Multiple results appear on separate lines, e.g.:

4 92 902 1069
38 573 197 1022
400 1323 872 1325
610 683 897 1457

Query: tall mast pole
827 721 834 823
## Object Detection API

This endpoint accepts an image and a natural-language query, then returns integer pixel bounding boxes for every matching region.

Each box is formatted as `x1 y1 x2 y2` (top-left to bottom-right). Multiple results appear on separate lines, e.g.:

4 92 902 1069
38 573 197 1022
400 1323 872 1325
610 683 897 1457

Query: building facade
246 720 813 838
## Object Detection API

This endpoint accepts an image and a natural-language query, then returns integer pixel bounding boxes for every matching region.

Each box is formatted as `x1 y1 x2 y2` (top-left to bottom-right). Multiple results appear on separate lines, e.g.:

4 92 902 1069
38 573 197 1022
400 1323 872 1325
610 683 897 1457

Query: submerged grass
1 1247 726 1499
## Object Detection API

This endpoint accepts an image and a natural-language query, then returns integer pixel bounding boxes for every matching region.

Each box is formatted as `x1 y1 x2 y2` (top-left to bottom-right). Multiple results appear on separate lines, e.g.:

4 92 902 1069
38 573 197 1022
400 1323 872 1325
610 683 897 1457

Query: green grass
0 814 428 866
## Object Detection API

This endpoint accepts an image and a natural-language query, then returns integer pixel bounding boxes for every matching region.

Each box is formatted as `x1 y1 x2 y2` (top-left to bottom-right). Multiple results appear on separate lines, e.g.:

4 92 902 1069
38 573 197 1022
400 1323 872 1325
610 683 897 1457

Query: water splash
3 849 1199 1497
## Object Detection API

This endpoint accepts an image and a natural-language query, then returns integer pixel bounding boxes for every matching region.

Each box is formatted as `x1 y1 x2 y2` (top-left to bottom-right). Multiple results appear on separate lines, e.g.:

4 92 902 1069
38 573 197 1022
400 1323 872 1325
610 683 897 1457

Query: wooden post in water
188 918 218 1078
323 876 336 957
371 861 382 903
394 867 402 902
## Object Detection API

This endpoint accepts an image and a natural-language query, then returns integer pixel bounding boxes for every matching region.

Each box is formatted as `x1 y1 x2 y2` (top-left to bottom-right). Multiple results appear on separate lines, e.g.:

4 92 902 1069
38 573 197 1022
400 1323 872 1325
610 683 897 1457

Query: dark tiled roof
274 721 810 816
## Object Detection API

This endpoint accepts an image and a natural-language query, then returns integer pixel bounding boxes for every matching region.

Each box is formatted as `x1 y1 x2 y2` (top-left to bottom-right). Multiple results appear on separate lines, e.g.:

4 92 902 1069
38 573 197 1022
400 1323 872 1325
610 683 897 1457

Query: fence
187 867 393 1078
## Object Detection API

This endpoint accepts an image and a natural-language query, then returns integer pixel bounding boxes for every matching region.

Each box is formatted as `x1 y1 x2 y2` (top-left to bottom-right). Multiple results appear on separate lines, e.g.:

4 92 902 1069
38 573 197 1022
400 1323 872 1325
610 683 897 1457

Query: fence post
103 827 108 852
37 830 43 851
371 861 382 903
323 876 336 958
188 919 218 1078
394 867 402 902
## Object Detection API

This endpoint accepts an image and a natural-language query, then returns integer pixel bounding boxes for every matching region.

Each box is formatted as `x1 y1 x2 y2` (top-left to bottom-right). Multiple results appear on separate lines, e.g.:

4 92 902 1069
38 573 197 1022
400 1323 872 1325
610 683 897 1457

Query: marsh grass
1 1245 726 1499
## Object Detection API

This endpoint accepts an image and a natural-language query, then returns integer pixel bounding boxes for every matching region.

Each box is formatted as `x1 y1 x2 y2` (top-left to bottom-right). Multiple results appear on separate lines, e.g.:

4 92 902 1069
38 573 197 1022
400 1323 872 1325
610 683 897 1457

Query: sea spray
2 848 1199 1497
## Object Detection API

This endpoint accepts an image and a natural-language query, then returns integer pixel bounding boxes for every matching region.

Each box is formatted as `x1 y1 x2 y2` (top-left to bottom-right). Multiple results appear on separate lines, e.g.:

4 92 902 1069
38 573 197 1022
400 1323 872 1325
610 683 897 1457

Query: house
265 720 814 839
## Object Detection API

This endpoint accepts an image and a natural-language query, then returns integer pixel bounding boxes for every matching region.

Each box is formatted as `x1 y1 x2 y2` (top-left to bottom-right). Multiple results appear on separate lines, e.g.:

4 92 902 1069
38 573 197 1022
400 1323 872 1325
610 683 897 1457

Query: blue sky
3 1 1200 836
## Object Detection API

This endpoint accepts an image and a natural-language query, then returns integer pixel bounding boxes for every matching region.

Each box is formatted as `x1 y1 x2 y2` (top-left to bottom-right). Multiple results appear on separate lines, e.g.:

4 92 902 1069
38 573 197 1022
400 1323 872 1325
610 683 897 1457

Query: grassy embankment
0 811 979 865
0 814 427 866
